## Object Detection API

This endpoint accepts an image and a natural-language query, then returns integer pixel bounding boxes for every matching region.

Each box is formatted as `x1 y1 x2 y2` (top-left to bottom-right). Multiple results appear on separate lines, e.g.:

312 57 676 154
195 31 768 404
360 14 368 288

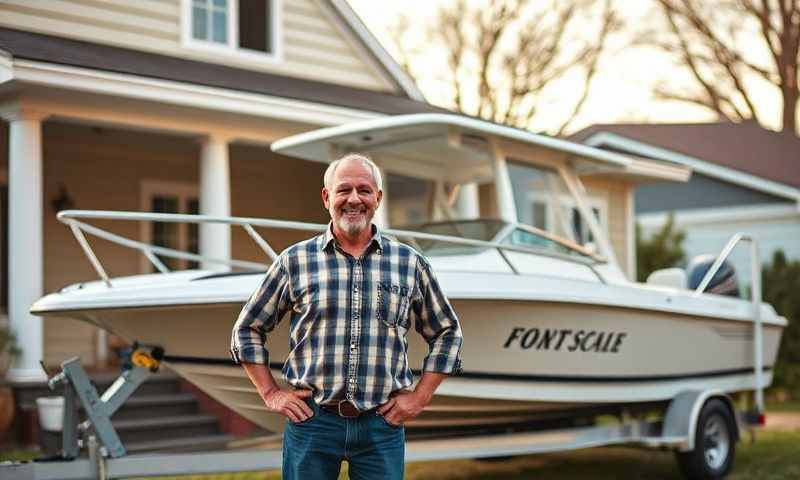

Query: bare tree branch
555 0 619 135
387 0 619 134
656 0 733 118
647 0 799 133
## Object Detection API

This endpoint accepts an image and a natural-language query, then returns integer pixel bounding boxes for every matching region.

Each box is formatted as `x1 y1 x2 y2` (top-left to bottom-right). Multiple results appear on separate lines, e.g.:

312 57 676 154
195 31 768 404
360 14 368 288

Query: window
141 181 199 273
527 195 607 249
387 173 434 227
183 0 282 62
571 206 601 245
508 160 600 246
531 200 547 231
192 0 229 44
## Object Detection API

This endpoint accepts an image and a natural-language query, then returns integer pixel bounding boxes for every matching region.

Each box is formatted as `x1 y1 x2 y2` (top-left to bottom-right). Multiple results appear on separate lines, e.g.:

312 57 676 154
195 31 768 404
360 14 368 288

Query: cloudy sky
345 0 778 134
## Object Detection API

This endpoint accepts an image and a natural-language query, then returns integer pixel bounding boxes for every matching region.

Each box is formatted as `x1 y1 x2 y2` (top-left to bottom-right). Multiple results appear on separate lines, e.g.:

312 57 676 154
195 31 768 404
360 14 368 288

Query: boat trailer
1 345 760 480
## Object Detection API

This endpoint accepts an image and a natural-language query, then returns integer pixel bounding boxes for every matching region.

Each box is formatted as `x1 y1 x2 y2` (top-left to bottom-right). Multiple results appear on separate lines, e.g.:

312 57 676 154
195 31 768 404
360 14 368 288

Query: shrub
636 214 686 282
763 250 800 397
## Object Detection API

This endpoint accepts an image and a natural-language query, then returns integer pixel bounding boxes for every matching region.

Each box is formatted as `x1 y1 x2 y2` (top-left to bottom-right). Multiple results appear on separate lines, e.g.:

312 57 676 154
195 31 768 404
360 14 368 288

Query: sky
345 0 780 135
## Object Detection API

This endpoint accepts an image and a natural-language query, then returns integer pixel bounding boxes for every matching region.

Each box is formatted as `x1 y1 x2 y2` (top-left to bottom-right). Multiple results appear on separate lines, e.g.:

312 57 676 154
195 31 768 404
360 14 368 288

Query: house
571 121 800 286
0 0 446 384
0 0 689 418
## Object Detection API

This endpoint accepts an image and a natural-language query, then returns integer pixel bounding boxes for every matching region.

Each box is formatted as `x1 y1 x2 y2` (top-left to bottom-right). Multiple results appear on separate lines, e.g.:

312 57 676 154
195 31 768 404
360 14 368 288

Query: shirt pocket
376 282 411 328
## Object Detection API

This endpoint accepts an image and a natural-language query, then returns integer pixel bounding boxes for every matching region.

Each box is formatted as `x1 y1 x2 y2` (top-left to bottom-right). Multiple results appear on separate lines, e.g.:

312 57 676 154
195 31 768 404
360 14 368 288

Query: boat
30 114 786 438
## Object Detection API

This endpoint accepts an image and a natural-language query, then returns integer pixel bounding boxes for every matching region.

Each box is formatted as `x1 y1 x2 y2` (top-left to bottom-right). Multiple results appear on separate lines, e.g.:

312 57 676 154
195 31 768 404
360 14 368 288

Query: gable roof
324 0 424 101
570 122 800 202
0 27 441 117
571 122 800 189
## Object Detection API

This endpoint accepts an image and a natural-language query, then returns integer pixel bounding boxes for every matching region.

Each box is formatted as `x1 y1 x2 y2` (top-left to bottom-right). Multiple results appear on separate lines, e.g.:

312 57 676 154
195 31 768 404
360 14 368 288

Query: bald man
231 153 463 480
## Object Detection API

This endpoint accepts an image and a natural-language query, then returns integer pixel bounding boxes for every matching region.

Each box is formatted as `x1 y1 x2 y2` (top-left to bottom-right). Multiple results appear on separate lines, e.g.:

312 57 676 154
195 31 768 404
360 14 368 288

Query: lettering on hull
503 327 628 353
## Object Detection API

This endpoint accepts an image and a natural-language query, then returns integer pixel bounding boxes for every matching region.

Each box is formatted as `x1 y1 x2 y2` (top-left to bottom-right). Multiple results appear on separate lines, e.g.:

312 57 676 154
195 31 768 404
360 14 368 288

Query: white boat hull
56 296 782 433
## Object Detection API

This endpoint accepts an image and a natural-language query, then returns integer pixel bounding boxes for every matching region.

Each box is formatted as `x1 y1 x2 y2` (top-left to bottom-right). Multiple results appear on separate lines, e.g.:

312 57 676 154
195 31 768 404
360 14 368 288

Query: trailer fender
663 390 738 452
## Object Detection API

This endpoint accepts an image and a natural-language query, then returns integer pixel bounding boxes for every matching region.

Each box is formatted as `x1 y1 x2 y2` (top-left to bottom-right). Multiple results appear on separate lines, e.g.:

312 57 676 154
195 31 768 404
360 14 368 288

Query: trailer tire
675 399 736 479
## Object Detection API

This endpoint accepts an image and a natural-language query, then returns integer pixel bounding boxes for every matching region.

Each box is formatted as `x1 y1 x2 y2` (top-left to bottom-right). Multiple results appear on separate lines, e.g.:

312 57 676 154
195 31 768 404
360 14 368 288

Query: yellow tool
131 349 161 372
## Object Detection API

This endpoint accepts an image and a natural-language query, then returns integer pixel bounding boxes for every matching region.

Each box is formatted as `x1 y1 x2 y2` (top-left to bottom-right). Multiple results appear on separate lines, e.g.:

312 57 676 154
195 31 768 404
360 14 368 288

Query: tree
645 0 800 134
762 250 800 396
636 214 687 282
389 0 620 135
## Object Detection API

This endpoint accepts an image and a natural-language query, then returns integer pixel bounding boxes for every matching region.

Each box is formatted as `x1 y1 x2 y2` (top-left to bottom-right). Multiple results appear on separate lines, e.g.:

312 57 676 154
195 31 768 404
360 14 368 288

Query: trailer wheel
675 399 736 479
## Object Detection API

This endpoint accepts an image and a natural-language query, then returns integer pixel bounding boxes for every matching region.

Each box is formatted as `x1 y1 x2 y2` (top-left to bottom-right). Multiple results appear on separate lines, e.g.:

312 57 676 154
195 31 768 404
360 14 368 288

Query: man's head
322 153 383 238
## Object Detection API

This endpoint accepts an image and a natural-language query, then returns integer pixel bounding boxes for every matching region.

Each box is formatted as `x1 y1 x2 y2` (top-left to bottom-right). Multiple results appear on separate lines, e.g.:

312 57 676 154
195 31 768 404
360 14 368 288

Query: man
230 153 463 479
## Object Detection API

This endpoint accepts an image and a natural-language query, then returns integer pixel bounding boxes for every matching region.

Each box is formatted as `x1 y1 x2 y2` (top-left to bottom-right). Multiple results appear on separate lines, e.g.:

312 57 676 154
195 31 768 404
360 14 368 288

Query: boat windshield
508 160 601 253
399 219 506 256
503 227 594 261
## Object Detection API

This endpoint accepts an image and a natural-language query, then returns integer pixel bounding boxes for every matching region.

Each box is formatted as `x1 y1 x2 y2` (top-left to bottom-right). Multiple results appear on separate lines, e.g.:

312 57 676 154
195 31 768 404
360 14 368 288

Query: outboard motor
686 254 740 297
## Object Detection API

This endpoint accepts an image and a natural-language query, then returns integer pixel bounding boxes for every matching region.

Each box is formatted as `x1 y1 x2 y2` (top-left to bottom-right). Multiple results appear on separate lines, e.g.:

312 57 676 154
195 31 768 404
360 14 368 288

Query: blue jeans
282 400 405 480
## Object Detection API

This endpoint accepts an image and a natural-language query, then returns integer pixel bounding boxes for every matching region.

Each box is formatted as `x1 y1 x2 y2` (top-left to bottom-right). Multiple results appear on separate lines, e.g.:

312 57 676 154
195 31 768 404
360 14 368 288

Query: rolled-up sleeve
230 257 292 365
412 257 463 375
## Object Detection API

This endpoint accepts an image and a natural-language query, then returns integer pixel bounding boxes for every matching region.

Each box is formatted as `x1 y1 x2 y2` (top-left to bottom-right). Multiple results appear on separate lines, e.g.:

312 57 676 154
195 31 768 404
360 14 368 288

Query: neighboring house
572 121 800 289
0 0 687 394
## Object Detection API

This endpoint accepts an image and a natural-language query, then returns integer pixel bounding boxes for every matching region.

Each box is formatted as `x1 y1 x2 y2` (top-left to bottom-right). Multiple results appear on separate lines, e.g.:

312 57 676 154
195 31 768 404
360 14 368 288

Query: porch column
430 181 449 221
374 166 389 229
199 134 231 271
454 182 480 219
490 143 518 223
3 108 47 382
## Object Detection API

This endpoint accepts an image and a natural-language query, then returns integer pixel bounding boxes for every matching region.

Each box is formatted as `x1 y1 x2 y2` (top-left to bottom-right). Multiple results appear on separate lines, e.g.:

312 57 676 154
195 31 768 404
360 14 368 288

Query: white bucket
36 396 65 432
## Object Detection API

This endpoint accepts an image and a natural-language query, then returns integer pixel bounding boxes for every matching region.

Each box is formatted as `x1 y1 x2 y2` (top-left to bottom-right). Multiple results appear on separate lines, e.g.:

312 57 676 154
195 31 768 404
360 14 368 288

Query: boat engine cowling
686 254 740 297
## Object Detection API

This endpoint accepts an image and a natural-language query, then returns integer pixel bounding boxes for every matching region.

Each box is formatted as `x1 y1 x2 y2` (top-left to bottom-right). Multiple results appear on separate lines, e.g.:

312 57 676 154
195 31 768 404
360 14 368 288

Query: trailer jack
46 343 163 460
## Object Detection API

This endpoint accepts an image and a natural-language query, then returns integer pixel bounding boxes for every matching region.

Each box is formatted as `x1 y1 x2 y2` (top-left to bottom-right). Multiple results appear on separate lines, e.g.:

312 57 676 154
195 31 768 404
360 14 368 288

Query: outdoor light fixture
51 183 75 213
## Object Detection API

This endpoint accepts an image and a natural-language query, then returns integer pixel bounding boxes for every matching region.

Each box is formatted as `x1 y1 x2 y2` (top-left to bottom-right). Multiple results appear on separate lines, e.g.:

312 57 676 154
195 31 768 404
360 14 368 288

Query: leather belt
319 399 373 418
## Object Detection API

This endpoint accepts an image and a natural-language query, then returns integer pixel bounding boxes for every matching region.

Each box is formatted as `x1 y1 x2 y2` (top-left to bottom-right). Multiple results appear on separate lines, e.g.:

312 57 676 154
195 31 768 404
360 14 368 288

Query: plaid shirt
231 223 463 410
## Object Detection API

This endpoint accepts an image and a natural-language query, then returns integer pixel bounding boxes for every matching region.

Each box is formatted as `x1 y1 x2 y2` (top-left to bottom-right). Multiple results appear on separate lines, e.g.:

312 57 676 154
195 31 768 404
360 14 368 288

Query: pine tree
636 214 686 283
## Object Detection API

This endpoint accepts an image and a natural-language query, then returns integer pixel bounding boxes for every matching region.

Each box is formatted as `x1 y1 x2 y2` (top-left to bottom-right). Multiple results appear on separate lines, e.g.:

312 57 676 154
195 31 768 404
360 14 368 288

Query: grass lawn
4 415 798 479
3 432 798 480
766 399 800 412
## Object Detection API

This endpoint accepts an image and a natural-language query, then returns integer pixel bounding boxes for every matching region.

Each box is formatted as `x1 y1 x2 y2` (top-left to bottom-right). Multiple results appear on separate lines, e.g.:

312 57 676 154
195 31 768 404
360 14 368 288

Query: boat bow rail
55 209 606 289
692 233 767 417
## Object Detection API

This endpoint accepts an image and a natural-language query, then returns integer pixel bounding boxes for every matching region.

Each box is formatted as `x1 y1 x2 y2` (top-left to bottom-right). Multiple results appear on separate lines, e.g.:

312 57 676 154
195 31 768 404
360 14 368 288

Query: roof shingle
570 121 800 189
0 27 444 116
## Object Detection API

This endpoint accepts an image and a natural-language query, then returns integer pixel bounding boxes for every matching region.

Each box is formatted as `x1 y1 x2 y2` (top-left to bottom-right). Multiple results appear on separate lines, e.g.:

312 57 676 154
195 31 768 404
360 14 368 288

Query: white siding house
572 122 800 290
0 0 432 383
0 1 686 390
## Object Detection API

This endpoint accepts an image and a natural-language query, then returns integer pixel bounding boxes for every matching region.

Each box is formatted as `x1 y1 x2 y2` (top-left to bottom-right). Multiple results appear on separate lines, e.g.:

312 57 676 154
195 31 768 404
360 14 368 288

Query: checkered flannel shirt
230 223 463 410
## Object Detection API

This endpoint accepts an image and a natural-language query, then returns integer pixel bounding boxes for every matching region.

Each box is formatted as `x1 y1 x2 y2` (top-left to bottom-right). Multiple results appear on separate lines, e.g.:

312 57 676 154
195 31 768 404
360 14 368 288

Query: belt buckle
337 399 360 418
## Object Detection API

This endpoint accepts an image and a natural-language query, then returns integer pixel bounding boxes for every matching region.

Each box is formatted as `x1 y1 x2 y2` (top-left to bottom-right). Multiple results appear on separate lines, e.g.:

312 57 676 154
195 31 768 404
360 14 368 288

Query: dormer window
183 0 282 62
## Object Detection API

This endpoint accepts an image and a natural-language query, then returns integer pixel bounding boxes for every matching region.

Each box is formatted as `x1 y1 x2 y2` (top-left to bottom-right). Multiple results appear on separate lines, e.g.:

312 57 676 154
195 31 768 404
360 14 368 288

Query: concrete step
114 414 220 445
14 372 182 410
110 393 198 420
15 368 234 455
125 433 237 453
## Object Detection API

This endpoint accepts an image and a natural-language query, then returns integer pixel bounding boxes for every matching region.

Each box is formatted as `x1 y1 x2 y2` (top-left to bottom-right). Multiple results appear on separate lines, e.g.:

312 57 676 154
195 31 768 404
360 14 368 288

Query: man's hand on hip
377 390 426 427
377 372 447 426
261 388 314 423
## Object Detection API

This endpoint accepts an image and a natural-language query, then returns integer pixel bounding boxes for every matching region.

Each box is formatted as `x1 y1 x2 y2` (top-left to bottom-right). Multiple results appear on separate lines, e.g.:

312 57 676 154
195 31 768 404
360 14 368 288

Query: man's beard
332 207 373 237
